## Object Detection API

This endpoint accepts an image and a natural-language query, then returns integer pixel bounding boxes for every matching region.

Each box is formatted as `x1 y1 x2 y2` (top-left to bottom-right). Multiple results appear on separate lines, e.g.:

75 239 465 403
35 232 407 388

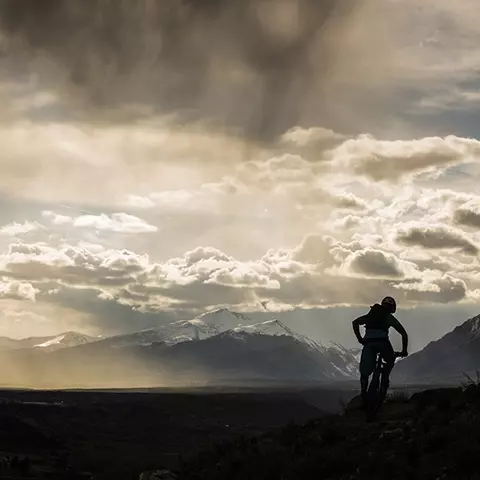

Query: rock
139 470 177 480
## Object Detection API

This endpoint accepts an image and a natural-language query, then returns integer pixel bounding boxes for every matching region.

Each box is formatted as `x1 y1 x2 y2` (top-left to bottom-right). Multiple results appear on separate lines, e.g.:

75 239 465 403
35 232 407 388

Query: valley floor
0 386 345 480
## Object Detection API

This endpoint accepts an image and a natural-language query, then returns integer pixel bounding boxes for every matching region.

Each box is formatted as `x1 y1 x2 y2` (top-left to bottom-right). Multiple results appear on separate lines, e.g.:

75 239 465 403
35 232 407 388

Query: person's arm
391 317 409 356
352 315 368 345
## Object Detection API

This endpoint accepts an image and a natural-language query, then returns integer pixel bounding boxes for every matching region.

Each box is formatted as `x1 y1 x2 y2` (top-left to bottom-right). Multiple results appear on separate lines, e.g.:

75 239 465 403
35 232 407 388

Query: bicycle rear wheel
365 354 383 420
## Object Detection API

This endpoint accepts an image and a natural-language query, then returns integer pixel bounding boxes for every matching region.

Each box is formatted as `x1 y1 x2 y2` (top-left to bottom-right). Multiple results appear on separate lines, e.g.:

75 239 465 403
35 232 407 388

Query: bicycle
364 350 403 421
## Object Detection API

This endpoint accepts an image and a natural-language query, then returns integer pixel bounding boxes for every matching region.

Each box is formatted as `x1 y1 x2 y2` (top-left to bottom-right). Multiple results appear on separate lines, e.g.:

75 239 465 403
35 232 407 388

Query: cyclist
352 296 409 408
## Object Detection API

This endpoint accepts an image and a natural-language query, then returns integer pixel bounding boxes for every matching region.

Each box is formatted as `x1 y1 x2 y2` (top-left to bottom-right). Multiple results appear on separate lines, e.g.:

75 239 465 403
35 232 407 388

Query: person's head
381 296 396 314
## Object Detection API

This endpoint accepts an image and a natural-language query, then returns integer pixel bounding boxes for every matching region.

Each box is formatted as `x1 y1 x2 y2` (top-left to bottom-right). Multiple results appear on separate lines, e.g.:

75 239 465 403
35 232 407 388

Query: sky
0 0 479 351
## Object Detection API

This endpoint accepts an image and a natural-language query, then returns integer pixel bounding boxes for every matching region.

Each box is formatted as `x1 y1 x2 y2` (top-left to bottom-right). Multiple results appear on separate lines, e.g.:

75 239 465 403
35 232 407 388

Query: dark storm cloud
0 0 363 141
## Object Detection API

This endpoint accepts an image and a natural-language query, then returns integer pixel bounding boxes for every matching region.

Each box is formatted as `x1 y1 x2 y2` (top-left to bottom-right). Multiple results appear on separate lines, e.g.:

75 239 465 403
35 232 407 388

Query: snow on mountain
101 308 256 348
34 332 99 352
227 319 360 379
185 308 254 335
323 342 361 378
36 335 67 348
232 319 321 349
8 308 360 381
0 331 100 352
232 319 289 336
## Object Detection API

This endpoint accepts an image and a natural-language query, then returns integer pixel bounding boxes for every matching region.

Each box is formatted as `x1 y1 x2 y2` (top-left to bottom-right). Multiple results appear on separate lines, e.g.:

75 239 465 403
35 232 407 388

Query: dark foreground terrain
178 383 480 480
1 383 476 480
0 386 354 479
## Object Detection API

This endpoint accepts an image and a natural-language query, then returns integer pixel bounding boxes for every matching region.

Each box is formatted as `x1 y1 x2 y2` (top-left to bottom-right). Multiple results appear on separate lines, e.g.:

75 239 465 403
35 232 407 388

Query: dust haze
0 348 208 389
0 0 396 141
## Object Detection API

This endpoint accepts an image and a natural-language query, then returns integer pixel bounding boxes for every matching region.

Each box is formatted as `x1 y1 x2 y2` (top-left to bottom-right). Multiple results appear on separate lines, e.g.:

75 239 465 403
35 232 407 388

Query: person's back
352 296 408 407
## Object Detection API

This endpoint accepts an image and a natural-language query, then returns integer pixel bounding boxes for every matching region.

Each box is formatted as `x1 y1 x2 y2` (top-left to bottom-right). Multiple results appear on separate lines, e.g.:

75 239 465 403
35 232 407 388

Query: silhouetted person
352 296 408 408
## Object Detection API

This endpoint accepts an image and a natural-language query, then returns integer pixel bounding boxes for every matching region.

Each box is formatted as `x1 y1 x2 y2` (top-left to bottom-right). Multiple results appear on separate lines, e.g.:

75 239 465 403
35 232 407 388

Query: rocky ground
176 384 480 480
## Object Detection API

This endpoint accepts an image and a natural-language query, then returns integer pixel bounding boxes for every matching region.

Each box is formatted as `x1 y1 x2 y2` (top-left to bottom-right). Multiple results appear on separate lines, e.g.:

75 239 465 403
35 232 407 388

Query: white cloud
0 280 38 301
278 127 346 159
330 134 480 182
0 242 148 289
0 229 476 318
0 221 41 236
42 211 157 234
122 195 156 209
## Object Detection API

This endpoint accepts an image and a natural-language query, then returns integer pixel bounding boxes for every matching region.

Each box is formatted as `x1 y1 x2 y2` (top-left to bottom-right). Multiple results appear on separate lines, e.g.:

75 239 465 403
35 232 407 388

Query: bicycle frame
365 351 401 420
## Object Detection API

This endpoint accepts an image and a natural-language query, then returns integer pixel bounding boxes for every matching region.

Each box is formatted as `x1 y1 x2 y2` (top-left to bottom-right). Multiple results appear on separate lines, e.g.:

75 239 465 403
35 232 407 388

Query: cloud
0 120 263 205
395 274 467 305
0 0 388 140
0 221 41 236
344 248 414 280
280 126 345 148
0 221 476 337
2 234 473 311
0 243 148 288
331 134 480 182
122 195 156 209
42 211 157 234
453 201 480 229
0 1 480 344
396 224 479 255
0 280 38 301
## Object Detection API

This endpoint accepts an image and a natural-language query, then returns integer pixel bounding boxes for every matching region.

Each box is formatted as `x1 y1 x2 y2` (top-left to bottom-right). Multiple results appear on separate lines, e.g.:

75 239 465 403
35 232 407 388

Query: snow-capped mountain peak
36 334 67 348
230 318 322 350
34 331 98 351
232 319 288 335
98 309 256 348
194 308 252 330
167 309 255 342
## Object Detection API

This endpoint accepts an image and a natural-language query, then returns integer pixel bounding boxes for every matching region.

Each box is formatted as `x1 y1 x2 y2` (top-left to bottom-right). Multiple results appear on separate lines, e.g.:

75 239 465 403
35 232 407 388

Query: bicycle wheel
365 354 382 419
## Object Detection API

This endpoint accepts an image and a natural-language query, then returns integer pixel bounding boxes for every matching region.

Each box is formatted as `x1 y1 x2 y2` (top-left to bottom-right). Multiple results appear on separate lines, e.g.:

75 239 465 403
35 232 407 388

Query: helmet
381 296 396 313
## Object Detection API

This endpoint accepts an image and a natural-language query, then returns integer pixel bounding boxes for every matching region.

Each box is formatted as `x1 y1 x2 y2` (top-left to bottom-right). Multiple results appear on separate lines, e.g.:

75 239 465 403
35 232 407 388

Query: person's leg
359 344 375 407
380 341 395 396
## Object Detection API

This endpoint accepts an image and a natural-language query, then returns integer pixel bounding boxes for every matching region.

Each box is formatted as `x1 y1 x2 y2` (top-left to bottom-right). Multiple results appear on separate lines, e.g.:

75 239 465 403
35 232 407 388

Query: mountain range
0 331 100 352
2 308 480 388
0 309 360 388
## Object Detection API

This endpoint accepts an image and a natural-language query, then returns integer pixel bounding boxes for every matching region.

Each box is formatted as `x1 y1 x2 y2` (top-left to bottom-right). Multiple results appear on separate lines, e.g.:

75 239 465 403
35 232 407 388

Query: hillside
175 384 480 480
394 313 480 382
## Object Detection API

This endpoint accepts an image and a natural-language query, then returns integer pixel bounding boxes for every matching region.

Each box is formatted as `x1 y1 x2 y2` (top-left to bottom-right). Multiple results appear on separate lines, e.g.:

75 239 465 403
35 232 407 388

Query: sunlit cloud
0 0 479 343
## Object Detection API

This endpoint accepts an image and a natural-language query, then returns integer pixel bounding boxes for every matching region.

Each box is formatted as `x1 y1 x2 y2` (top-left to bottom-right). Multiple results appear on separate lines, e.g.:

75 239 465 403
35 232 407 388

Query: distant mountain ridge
97 308 254 348
0 331 100 352
0 308 361 387
394 313 480 383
